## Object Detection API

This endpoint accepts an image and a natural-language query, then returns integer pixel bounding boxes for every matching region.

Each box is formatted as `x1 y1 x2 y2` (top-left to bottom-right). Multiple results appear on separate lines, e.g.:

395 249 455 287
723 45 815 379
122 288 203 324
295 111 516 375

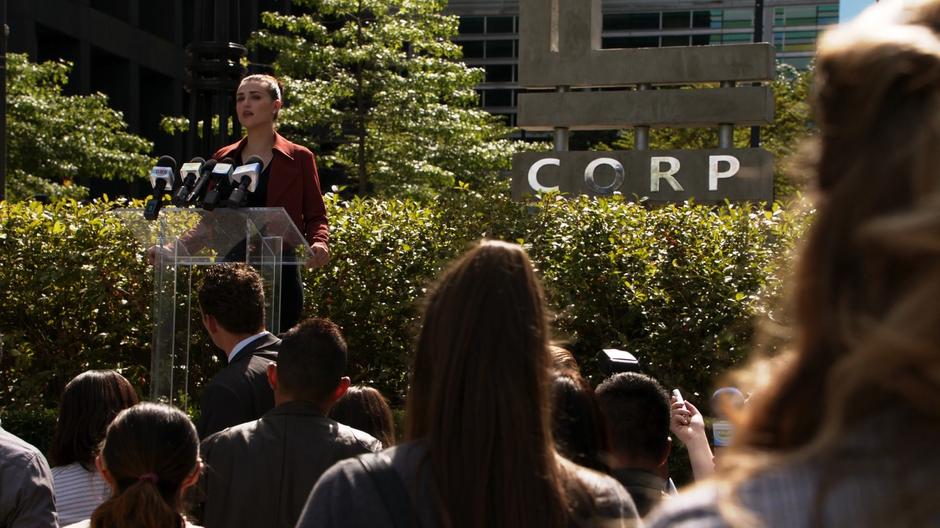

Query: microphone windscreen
188 156 206 164
244 155 264 165
156 155 177 169
202 159 218 171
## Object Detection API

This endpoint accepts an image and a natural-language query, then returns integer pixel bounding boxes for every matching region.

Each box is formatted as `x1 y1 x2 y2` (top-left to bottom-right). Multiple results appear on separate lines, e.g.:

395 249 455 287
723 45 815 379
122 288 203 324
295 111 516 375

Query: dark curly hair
198 263 265 334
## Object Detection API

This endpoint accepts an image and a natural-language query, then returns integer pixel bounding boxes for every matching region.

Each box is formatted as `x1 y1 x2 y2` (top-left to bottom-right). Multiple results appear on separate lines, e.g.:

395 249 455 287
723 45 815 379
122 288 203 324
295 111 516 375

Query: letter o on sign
584 157 625 195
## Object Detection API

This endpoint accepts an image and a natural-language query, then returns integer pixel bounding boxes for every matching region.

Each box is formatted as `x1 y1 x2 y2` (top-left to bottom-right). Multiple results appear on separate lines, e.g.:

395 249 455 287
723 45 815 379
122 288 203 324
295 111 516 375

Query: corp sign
512 0 776 203
512 149 773 202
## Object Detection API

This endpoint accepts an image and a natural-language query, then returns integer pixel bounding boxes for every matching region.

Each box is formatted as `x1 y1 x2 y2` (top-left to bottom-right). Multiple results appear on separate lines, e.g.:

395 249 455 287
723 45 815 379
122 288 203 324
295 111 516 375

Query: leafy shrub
0 187 809 438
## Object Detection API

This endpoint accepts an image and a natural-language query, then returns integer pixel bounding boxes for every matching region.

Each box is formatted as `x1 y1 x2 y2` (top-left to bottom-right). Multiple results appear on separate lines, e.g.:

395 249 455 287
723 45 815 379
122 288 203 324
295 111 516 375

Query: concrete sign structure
512 0 776 203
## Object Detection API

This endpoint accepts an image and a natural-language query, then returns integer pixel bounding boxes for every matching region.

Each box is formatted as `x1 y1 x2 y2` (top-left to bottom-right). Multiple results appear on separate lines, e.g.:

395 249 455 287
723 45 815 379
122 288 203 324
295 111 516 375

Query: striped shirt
51 462 111 526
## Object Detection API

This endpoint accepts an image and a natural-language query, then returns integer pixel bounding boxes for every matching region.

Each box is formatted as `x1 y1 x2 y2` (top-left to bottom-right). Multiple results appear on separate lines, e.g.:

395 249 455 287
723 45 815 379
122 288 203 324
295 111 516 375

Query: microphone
144 156 178 221
225 155 263 207
185 159 217 206
172 157 206 206
202 157 236 210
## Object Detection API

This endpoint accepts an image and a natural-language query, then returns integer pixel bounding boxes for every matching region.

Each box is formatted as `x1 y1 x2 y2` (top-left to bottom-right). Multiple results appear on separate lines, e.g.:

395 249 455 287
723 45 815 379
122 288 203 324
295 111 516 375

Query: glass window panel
604 12 660 31
818 5 839 25
485 39 515 58
692 11 712 28
784 6 816 26
782 30 817 51
484 89 513 107
459 40 484 59
662 11 690 29
662 35 690 47
486 16 515 33
459 16 484 34
723 33 753 43
485 64 514 82
603 35 660 48
781 56 812 69
626 35 660 48
690 34 717 46
723 9 752 29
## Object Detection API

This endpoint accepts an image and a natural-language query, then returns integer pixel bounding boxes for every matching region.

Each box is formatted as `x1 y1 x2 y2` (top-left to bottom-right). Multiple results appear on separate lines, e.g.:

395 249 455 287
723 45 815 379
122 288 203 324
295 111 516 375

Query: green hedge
0 186 809 448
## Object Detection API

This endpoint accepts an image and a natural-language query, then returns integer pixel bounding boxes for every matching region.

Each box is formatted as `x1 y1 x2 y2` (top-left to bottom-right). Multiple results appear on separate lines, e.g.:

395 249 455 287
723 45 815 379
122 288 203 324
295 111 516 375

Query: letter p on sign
709 155 741 191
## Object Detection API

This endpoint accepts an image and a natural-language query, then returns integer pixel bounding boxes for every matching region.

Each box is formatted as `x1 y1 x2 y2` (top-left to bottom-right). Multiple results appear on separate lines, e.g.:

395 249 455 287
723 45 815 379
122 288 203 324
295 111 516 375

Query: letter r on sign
650 157 683 192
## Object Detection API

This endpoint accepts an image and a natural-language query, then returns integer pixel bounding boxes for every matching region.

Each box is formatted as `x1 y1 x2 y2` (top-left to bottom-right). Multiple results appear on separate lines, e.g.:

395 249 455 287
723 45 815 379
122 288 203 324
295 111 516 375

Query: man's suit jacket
198 333 280 438
198 401 382 528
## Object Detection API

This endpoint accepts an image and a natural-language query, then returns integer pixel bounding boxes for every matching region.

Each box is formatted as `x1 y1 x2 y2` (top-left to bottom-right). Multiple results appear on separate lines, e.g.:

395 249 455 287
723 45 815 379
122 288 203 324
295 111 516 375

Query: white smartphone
672 389 684 404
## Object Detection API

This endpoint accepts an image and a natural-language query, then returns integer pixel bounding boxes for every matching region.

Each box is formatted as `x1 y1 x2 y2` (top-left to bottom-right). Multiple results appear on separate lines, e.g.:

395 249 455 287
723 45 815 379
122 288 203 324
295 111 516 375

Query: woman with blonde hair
298 240 638 527
648 1 940 526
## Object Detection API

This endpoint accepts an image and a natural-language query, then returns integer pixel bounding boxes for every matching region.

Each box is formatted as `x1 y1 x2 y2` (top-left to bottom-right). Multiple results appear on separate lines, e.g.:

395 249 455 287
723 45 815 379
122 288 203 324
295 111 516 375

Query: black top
239 154 272 208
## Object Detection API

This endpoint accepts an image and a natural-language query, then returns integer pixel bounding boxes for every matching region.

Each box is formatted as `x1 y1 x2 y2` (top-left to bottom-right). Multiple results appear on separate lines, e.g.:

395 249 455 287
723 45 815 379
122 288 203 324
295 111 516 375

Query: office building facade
444 0 839 126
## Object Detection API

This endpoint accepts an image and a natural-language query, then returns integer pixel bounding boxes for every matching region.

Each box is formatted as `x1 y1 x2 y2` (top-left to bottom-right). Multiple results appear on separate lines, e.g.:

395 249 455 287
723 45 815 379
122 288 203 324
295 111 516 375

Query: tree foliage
249 0 525 197
5 53 153 201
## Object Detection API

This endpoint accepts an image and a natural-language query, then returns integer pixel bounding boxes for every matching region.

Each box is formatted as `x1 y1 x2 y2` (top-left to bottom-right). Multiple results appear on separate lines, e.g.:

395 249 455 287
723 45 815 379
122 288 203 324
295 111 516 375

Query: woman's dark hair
329 385 396 447
405 240 570 528
551 369 610 472
49 370 139 467
91 403 199 528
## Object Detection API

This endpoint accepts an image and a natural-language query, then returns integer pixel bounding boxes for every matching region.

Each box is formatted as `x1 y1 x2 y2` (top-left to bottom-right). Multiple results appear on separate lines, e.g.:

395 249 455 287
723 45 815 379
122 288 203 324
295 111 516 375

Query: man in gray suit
198 317 382 528
197 263 281 438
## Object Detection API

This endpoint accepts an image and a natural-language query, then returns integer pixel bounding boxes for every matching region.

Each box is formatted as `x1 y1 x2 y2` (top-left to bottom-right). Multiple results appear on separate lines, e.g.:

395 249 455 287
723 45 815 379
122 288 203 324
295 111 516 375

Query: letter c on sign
528 158 561 192
584 158 625 195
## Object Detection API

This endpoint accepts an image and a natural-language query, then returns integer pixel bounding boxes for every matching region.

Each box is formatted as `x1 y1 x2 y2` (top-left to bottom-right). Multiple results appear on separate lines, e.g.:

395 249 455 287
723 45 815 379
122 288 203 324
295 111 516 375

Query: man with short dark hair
595 372 672 517
199 318 381 528
197 263 280 438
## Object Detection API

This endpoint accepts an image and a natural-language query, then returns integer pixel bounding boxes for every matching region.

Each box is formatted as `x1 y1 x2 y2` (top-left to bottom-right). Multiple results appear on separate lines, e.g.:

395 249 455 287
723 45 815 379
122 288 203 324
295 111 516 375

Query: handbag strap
357 453 422 528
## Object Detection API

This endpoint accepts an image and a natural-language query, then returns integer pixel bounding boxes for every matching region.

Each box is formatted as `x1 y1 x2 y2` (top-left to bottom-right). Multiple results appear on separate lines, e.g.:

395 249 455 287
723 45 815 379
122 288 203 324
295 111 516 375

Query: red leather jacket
213 133 329 246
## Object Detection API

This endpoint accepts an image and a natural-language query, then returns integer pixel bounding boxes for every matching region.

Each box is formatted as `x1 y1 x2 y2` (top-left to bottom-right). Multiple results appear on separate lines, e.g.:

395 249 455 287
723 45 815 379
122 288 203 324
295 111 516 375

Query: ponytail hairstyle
91 403 200 528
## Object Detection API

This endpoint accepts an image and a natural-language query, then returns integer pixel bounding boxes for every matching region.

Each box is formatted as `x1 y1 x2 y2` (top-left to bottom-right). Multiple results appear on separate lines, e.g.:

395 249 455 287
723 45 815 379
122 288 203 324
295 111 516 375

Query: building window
662 11 690 29
484 64 514 83
486 16 515 34
604 13 659 31
486 39 515 58
662 35 690 47
459 16 484 34
459 40 484 59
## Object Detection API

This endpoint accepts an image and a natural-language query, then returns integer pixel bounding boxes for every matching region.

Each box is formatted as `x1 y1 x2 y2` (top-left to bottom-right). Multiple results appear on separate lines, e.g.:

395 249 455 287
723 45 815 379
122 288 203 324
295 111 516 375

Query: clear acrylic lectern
112 207 313 405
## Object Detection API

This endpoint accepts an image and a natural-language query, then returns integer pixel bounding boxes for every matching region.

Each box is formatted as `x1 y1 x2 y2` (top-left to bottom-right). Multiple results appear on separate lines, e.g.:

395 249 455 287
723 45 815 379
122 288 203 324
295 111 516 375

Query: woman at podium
212 74 330 332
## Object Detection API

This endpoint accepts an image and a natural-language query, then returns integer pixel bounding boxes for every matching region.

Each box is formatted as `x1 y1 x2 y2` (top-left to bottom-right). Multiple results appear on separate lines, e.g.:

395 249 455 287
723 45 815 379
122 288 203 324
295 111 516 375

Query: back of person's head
595 373 671 468
50 370 139 467
198 263 265 334
328 385 396 447
550 344 579 372
406 240 568 528
277 318 347 404
551 369 610 472
735 0 940 457
91 403 199 528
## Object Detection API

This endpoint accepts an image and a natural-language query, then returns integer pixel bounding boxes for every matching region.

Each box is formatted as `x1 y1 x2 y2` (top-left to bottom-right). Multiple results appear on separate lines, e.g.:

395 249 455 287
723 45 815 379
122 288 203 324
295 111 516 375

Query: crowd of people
4 1 940 526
